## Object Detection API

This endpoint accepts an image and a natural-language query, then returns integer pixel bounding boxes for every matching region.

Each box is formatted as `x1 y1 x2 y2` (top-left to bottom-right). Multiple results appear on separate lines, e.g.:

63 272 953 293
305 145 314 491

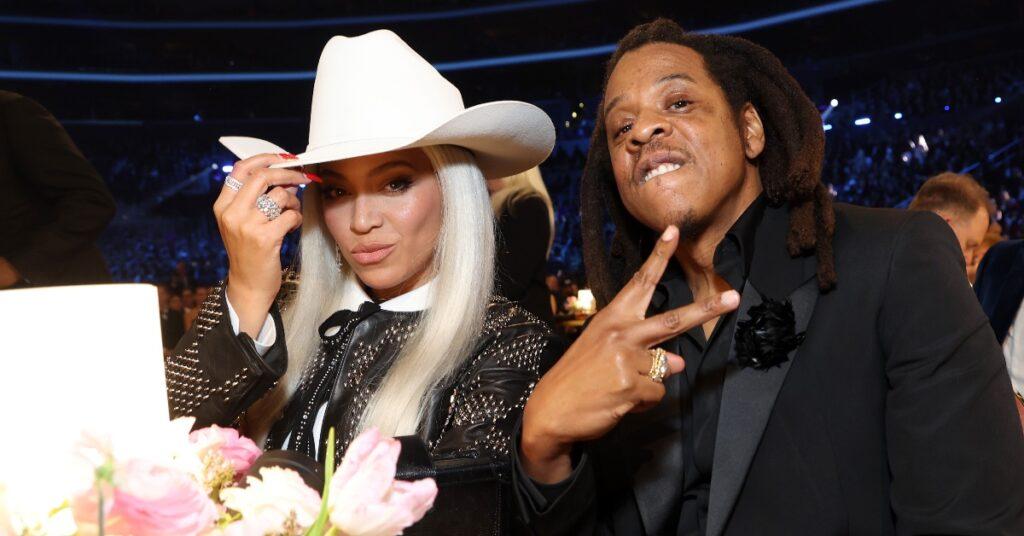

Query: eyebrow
318 159 416 181
603 72 698 117
369 160 415 177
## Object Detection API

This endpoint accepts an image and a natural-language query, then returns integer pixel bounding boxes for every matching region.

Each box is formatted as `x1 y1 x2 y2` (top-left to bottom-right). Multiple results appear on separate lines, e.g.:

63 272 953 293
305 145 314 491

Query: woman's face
318 148 442 301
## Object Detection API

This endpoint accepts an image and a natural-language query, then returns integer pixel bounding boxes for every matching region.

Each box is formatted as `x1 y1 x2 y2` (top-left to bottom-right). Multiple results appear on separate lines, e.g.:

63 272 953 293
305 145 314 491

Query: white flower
219 467 322 535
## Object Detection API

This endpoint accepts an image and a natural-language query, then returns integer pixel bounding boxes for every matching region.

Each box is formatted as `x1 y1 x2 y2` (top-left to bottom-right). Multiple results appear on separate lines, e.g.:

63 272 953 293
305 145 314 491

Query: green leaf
305 427 336 536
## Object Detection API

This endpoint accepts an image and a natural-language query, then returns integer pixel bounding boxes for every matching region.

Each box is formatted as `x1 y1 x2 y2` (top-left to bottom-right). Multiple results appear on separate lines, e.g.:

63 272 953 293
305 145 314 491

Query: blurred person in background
975 238 1024 431
490 167 556 324
909 172 992 274
161 292 185 354
969 220 1004 284
0 91 115 288
168 260 192 294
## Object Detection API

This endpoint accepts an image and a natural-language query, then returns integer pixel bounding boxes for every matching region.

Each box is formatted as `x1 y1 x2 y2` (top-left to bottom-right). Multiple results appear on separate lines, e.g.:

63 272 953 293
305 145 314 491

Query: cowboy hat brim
219 100 554 180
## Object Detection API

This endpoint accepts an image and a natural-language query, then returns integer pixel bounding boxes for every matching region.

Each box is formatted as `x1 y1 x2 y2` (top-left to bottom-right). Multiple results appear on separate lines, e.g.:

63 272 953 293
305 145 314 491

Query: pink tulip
189 425 262 476
329 428 438 536
109 459 219 536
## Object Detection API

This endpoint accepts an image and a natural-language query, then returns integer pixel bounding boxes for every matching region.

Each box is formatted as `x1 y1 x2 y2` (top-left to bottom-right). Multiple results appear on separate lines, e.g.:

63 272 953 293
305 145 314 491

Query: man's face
939 207 989 269
603 43 764 237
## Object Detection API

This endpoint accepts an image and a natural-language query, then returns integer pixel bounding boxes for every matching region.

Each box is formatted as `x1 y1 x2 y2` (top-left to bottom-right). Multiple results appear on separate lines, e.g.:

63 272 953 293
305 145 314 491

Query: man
975 239 1024 427
0 91 115 288
909 171 991 272
513 20 1024 535
970 221 1003 284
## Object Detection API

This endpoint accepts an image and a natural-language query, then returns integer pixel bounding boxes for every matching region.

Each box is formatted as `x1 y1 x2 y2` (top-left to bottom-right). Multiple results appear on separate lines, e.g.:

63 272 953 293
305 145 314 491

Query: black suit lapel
706 205 821 536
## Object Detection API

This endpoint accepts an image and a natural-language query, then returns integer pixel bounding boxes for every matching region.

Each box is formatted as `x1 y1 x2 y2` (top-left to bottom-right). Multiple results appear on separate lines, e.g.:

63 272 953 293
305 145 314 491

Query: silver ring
224 175 244 192
256 194 282 221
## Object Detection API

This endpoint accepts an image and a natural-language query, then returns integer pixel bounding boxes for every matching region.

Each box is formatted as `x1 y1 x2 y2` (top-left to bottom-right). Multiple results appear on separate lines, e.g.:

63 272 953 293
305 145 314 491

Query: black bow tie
317 301 381 339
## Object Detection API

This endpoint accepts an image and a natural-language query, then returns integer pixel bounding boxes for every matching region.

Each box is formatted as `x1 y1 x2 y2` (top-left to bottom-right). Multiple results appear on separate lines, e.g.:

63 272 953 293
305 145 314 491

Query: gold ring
648 347 668 383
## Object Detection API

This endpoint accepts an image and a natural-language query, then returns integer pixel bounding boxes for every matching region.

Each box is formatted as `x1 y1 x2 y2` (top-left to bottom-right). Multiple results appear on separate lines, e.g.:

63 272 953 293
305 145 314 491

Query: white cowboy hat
219 30 555 179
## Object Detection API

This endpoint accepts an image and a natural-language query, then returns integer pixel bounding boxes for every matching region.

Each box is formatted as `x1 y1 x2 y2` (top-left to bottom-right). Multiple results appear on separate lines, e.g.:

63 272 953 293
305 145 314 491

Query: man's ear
741 103 766 160
934 209 954 226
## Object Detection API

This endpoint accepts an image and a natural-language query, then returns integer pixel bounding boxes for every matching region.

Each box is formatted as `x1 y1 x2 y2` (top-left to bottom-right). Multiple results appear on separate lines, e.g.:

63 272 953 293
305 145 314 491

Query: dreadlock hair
581 18 835 306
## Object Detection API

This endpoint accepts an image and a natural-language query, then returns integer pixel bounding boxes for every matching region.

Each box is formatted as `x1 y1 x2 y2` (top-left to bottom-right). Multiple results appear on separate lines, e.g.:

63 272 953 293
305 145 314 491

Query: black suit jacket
975 239 1024 345
0 91 115 286
515 203 1024 535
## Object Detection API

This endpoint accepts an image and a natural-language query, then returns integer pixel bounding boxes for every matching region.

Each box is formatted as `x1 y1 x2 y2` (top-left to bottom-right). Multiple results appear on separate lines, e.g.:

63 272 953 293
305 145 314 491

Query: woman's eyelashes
384 177 413 194
321 186 349 200
320 177 414 200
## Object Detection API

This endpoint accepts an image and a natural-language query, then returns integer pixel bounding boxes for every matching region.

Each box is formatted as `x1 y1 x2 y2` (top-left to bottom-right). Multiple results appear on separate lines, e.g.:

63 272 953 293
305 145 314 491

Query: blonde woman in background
490 167 557 324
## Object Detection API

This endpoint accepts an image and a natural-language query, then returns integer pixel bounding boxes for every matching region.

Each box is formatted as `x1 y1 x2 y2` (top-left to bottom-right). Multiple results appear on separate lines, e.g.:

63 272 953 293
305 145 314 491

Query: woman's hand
520 225 739 483
213 153 312 337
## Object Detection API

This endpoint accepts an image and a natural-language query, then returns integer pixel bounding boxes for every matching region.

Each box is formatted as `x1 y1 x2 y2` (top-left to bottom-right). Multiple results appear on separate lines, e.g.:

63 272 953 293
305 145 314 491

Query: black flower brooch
734 297 805 370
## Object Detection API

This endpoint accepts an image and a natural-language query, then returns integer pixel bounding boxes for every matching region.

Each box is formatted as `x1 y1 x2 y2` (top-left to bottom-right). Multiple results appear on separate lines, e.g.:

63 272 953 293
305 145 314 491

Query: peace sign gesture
520 225 740 483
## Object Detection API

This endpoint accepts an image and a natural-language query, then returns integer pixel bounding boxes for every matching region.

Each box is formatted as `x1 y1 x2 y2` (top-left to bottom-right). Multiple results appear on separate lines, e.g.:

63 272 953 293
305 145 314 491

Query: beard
668 206 707 242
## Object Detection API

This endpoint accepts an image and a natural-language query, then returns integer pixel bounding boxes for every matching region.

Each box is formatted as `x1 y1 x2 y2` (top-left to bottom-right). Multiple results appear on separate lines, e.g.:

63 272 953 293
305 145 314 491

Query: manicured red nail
279 153 298 160
304 172 322 183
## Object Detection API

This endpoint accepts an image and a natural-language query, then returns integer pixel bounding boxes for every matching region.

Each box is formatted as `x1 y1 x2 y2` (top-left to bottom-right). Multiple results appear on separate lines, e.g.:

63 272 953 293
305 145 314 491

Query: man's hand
0 257 22 288
520 225 740 483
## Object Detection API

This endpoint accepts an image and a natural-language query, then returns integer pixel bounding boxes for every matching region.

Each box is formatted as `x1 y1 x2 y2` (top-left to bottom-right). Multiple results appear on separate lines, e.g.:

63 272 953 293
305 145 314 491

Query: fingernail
304 172 322 183
721 290 740 307
661 225 678 242
279 153 298 160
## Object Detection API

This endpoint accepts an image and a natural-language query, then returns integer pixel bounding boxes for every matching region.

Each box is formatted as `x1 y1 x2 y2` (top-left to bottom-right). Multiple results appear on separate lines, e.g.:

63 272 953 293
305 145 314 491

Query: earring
335 244 344 272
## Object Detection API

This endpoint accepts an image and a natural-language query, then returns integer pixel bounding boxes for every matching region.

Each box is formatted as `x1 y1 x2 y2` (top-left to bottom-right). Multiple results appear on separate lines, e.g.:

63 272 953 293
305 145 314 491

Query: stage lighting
893 112 903 120
854 117 871 126
193 113 202 122
211 163 219 170
995 96 1003 104
943 105 950 111
222 165 233 173
830 98 838 107
823 123 833 131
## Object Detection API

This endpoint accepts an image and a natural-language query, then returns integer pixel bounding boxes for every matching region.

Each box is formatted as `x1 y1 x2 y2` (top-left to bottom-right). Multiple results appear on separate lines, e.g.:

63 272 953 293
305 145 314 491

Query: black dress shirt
662 196 764 535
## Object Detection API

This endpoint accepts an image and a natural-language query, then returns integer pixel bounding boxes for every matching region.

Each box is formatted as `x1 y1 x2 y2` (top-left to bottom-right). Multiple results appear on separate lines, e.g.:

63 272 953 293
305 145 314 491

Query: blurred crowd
46 52 1017 343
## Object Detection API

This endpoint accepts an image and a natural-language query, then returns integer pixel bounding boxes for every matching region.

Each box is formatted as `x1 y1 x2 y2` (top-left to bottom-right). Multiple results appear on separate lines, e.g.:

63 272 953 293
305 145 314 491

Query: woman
165 31 560 532
490 167 557 324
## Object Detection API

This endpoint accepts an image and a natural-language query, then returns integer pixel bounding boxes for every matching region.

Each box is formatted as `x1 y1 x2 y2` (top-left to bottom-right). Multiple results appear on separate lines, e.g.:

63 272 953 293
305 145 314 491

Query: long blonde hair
490 167 555 255
245 145 494 440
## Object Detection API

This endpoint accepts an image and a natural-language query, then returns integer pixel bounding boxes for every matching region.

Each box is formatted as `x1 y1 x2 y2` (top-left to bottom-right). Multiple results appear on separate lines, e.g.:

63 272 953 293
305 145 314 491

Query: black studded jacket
165 281 563 534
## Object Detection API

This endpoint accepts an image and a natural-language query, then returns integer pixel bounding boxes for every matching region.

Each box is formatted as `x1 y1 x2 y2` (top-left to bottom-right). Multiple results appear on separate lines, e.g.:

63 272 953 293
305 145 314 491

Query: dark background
1 0 1021 282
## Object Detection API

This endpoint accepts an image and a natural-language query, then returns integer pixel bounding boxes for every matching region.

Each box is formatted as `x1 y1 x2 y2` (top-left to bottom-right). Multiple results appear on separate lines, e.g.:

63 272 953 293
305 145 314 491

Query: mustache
633 141 694 184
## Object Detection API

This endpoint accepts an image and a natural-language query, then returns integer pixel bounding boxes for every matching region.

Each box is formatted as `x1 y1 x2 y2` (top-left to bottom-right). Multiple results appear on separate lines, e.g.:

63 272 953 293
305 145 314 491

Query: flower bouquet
0 419 436 536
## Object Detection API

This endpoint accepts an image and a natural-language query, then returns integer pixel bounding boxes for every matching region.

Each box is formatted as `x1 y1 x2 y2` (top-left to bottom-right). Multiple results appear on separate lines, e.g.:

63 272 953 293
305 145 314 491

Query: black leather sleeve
430 304 565 461
164 283 288 429
412 302 566 535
